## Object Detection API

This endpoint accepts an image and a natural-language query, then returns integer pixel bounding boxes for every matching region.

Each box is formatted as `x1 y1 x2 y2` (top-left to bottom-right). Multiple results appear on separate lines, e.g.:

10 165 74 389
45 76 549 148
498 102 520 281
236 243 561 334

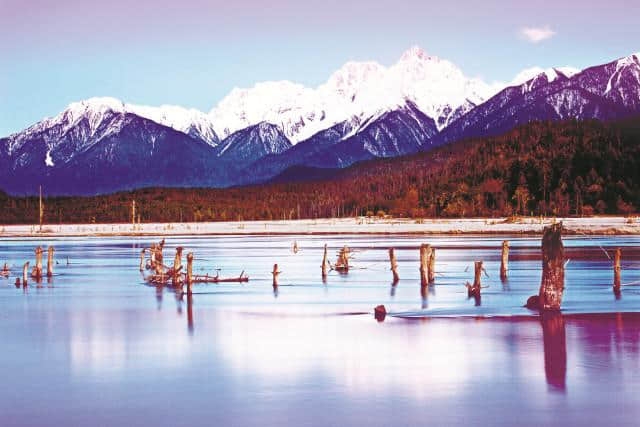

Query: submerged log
537 222 565 311
46 246 55 277
428 247 436 284
613 248 621 292
500 240 509 281
389 248 399 284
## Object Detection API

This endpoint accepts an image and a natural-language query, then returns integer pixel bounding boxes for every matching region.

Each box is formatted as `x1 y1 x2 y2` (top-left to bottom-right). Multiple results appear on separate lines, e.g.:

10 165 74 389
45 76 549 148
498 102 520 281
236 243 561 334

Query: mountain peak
399 46 433 62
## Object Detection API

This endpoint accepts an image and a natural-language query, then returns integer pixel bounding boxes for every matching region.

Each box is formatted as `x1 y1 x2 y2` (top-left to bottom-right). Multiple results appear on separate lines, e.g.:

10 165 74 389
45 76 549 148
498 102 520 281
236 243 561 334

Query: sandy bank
1 216 639 237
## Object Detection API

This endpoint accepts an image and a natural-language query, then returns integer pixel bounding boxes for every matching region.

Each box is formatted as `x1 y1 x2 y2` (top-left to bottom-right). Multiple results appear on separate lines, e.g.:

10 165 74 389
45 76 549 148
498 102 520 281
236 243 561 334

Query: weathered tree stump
46 246 54 277
335 246 350 272
389 248 399 284
428 247 436 284
186 252 194 293
173 247 184 286
321 244 328 280
22 261 29 286
139 248 146 272
272 263 281 287
31 246 43 279
420 244 430 287
613 248 621 292
536 222 565 311
467 261 483 298
374 304 387 322
500 240 509 281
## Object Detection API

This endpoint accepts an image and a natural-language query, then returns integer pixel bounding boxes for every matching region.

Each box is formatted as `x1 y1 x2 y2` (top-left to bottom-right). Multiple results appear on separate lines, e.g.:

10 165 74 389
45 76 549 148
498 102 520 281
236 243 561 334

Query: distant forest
1 117 640 224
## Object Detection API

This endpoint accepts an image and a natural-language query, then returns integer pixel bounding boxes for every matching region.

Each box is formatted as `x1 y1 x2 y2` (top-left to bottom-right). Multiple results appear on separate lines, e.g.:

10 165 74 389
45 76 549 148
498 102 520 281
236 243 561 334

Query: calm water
1 234 639 426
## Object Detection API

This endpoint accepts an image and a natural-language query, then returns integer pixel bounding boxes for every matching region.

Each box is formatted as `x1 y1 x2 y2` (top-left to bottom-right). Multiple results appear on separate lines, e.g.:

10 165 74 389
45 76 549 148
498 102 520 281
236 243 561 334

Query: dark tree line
1 116 639 225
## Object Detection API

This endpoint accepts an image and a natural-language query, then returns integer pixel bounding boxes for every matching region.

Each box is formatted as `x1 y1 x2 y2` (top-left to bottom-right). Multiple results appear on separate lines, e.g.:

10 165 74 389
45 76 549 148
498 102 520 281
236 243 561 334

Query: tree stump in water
420 244 430 287
272 264 281 287
528 222 565 311
22 261 30 286
173 247 184 286
46 246 55 277
32 246 43 279
467 261 483 298
428 247 436 284
500 240 509 281
613 248 621 292
321 244 328 280
389 248 399 284
186 252 194 293
374 305 387 322
139 248 146 272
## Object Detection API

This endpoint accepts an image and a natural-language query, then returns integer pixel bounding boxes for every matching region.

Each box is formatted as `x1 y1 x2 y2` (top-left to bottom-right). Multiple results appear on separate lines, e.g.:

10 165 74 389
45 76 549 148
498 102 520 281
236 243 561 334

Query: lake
1 234 639 426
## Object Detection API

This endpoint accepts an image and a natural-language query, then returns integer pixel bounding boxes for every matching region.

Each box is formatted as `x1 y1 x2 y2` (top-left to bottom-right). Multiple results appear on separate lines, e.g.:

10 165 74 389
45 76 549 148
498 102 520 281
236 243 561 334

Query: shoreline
1 216 639 237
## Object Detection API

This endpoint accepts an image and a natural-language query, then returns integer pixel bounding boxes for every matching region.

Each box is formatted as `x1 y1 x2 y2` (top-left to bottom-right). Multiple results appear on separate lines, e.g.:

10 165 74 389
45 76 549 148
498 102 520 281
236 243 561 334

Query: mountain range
1 48 639 195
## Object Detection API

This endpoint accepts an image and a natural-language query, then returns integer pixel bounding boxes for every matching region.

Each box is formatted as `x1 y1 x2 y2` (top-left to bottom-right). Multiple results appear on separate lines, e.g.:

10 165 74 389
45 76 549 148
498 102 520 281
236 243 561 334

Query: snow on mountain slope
209 46 502 143
509 66 581 87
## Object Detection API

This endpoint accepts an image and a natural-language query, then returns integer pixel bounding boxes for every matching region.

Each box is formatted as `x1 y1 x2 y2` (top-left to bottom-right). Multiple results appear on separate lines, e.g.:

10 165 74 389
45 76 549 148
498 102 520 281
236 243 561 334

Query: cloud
520 26 556 43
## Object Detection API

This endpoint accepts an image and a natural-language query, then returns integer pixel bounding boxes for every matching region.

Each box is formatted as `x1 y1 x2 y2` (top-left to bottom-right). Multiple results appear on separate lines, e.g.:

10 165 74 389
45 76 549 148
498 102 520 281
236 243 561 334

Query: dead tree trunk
420 244 430 287
46 246 54 277
537 222 565 311
186 252 194 293
613 248 621 292
500 240 509 281
173 247 184 286
467 261 483 298
321 244 328 280
428 247 436 284
388 248 399 284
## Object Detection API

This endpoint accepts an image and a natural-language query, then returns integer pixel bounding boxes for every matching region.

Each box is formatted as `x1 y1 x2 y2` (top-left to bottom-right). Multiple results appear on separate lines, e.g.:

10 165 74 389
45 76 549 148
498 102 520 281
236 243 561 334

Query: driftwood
526 222 565 311
389 248 399 284
190 271 248 284
47 246 54 277
500 240 509 281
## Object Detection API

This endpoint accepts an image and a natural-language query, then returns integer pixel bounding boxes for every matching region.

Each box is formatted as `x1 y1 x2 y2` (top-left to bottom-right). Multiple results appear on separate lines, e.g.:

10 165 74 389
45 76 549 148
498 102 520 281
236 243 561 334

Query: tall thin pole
39 185 43 231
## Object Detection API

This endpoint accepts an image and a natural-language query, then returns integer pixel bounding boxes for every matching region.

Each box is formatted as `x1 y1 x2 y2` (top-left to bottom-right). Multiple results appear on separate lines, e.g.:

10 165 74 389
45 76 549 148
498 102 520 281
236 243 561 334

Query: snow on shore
1 217 639 237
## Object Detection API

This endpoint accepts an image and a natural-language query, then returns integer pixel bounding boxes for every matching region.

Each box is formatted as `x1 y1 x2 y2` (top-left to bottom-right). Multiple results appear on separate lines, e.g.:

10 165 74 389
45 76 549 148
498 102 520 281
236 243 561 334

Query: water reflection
541 313 567 392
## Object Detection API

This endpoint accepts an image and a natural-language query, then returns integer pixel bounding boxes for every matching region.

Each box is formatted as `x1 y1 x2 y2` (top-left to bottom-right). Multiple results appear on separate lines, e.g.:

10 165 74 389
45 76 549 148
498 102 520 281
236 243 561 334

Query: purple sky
1 0 638 135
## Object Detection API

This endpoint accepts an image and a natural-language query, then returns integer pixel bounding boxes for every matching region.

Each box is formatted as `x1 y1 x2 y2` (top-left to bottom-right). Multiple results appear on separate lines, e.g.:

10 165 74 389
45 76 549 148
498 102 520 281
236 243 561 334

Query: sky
1 0 639 136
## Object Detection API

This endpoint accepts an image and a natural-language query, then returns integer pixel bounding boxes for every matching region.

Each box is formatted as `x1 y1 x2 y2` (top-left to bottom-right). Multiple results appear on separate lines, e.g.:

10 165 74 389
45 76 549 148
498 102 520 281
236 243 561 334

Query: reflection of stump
428 247 436 284
541 312 567 391
389 248 399 284
613 248 621 292
500 240 509 281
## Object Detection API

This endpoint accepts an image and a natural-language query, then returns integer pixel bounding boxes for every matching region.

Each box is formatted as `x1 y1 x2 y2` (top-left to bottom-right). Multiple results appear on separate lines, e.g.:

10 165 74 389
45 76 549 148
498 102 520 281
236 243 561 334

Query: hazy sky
1 0 638 136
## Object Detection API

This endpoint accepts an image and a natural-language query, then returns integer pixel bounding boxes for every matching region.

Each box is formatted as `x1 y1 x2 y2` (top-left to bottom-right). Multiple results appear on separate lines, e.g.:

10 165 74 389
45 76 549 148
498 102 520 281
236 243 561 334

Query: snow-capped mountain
435 52 640 146
215 122 292 164
209 46 500 143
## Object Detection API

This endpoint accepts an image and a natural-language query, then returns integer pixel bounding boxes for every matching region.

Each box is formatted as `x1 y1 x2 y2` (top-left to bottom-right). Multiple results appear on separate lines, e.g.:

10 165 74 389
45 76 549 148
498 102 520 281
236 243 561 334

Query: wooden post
46 246 54 277
139 248 146 271
428 247 436 284
419 244 429 286
343 246 350 271
22 261 29 285
613 248 621 292
538 222 565 311
186 252 194 293
467 261 483 297
321 244 328 280
173 247 183 286
500 240 509 280
272 264 281 287
389 248 399 283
